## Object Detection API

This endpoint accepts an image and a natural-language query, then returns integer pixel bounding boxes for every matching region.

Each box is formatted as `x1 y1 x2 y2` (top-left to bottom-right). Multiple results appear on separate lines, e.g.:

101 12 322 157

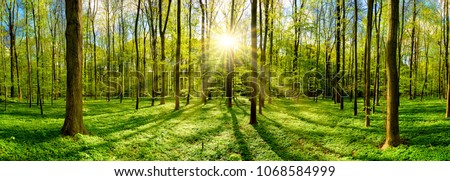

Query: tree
364 0 374 127
200 0 207 104
1 6 6 111
88 0 98 100
135 0 141 110
119 0 126 103
409 0 417 100
31 0 43 115
5 0 22 101
373 0 382 112
446 0 450 118
353 0 358 116
250 0 257 125
227 0 236 108
335 0 342 107
268 0 274 104
259 0 269 113
186 0 192 105
49 1 61 106
158 0 172 105
382 0 400 149
144 0 158 106
61 0 87 136
25 0 32 108
175 0 181 110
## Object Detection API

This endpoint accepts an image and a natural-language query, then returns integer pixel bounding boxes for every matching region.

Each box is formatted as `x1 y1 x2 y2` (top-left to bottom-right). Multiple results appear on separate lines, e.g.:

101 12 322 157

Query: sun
218 34 239 49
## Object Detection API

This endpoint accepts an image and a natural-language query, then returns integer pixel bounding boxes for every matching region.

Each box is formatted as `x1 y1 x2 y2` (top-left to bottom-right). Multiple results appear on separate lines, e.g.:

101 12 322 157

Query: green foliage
1 97 450 160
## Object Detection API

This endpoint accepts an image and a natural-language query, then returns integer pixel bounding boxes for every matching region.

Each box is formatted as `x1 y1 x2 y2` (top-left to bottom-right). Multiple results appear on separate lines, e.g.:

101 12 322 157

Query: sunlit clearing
218 34 239 49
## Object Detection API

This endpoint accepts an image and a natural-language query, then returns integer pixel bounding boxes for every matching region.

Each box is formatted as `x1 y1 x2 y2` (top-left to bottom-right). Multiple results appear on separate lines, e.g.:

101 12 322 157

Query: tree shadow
228 107 253 161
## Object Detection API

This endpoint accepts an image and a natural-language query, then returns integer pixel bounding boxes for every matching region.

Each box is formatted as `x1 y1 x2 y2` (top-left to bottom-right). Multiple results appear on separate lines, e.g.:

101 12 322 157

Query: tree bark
61 0 87 136
135 0 141 110
158 0 172 105
31 1 43 115
187 0 192 105
175 0 181 110
250 0 257 125
382 0 401 149
227 0 236 108
353 0 358 116
409 0 416 100
200 0 207 104
364 0 374 127
25 3 32 108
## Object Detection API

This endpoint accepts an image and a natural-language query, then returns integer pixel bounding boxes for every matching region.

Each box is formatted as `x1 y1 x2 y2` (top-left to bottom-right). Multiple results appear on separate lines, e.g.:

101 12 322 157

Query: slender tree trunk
227 0 235 108
409 0 416 100
250 0 258 125
106 0 111 102
61 0 87 136
120 0 125 103
382 0 401 149
200 0 207 104
159 0 172 105
25 5 32 108
335 0 342 107
135 0 141 110
175 0 181 110
439 32 443 99
1 21 6 111
445 0 450 118
341 0 345 110
259 0 268 113
32 1 43 115
364 0 374 127
268 0 274 104
421 41 429 101
315 0 322 102
373 0 382 111
187 0 192 105
353 0 358 116
397 0 405 77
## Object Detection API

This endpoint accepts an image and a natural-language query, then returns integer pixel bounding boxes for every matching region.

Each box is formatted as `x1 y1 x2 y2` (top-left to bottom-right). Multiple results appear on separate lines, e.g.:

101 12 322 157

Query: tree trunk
341 0 345 110
382 0 401 149
250 0 257 125
364 0 374 127
259 0 268 113
353 0 358 116
120 0 125 103
335 0 342 107
200 0 207 104
397 0 405 77
227 0 236 108
373 0 382 112
268 0 274 104
25 4 32 108
61 0 87 136
445 0 450 118
159 0 172 105
187 0 192 105
421 41 429 101
1 20 6 111
31 1 43 115
135 0 141 110
175 0 181 110
409 0 416 100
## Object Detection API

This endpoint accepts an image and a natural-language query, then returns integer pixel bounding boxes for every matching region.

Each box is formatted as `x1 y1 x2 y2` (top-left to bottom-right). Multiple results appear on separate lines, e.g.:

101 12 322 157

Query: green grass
1 96 450 161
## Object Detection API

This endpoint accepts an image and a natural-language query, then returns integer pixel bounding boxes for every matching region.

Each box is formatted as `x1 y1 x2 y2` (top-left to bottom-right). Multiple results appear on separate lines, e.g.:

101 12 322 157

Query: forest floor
0 96 450 161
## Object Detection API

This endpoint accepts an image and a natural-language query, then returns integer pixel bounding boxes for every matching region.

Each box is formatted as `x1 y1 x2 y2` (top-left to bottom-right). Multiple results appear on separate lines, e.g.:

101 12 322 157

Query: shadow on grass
228 107 253 161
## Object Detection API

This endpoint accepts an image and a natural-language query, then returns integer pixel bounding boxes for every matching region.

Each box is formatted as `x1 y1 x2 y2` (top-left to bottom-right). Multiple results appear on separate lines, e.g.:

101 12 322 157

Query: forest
0 0 449 161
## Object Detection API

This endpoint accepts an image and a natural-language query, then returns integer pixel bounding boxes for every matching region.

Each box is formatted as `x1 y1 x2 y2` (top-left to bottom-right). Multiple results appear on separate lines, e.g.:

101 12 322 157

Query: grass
1 96 450 161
